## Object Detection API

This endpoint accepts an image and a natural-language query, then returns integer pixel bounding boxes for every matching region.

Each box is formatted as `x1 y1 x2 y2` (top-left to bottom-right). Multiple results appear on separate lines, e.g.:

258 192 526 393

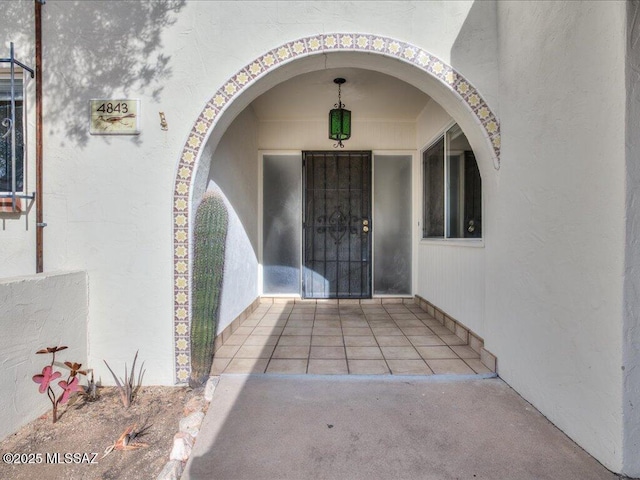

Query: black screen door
303 151 372 298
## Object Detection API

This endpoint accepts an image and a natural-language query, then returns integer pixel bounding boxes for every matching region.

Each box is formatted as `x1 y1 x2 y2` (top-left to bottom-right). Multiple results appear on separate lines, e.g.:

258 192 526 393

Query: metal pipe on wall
35 0 44 273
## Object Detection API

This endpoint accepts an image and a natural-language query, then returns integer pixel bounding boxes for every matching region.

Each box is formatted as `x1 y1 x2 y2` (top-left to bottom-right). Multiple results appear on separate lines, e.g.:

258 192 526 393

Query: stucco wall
0 271 88 441
623 1 640 476
204 107 260 334
491 1 626 473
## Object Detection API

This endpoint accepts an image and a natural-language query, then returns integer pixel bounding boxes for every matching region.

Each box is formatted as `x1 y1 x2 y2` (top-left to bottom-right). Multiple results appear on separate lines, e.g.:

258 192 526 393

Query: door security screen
303 151 372 299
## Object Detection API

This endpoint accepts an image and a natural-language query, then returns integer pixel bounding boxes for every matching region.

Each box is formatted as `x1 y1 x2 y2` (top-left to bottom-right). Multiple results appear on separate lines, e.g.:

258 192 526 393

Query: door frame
258 149 416 298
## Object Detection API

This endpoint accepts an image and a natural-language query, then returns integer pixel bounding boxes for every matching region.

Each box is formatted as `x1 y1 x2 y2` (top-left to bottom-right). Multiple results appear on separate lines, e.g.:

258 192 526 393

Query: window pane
262 154 302 294
445 126 481 238
423 137 444 237
463 151 482 238
447 153 463 238
0 95 24 192
374 155 412 295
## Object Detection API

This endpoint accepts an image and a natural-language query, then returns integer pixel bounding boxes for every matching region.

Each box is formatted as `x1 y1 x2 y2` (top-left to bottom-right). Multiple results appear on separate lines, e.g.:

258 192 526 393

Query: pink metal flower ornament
32 365 62 394
57 376 81 404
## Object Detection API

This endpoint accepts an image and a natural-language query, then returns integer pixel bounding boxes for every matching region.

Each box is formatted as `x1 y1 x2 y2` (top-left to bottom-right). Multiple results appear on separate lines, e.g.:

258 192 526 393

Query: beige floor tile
277 335 311 346
375 335 412 347
210 357 231 375
311 335 344 346
346 346 384 359
214 345 241 358
312 326 343 336
427 359 476 375
415 346 458 359
463 358 493 374
439 335 467 346
381 346 421 360
314 319 341 328
430 325 454 335
407 335 445 346
235 344 276 359
223 358 269 374
233 326 256 336
261 313 290 322
421 320 443 329
265 359 308 374
394 319 425 328
344 336 377 347
224 334 249 346
342 327 372 336
366 314 393 321
400 327 434 336
450 345 481 359
252 326 284 336
390 313 418 321
272 345 310 359
310 346 346 359
286 319 314 327
268 307 293 314
308 359 348 374
258 316 288 326
360 307 385 314
241 318 261 327
291 307 316 314
371 327 404 336
282 326 313 336
288 314 315 321
340 320 369 328
348 359 390 375
386 360 433 375
384 306 410 313
243 335 280 346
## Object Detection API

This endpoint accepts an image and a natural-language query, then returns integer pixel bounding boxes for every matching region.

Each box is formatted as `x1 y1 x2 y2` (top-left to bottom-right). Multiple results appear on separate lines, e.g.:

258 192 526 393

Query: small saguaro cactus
190 191 228 386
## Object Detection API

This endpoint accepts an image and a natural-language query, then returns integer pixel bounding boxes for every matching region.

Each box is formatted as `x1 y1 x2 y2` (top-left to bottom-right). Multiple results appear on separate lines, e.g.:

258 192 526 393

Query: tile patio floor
211 300 493 376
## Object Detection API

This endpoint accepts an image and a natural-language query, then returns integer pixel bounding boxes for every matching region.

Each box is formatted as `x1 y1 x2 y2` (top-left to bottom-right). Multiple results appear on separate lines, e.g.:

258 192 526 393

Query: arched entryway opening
172 34 500 382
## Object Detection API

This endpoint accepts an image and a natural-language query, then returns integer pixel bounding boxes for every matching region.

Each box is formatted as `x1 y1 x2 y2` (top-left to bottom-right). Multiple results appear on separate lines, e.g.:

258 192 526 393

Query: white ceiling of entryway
250 67 432 122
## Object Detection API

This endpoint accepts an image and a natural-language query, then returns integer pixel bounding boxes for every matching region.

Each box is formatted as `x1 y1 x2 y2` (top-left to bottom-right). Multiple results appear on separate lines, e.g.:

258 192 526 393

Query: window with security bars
423 124 482 239
0 77 24 192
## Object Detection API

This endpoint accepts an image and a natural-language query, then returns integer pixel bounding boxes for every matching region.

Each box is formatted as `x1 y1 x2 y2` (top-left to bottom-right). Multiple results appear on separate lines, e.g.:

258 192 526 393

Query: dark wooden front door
303 151 372 298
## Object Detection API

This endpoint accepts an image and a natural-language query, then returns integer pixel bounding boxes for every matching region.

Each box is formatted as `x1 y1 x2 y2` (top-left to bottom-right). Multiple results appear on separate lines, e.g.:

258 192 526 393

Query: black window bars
1 42 35 212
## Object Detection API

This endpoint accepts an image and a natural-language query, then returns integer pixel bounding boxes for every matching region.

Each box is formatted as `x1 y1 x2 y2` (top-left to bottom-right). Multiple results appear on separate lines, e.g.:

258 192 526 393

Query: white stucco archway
171 33 501 383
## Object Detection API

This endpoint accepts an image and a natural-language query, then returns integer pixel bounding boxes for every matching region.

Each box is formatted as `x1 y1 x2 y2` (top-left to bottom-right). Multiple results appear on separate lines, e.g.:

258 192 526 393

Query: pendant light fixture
329 78 351 148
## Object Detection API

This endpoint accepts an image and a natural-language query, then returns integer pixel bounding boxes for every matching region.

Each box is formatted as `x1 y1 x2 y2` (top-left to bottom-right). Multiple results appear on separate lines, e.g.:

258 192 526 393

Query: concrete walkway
183 374 620 480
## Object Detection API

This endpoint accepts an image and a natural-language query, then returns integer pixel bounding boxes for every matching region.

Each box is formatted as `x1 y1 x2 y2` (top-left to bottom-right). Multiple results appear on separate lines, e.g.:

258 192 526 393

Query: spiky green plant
190 191 228 386
103 350 145 408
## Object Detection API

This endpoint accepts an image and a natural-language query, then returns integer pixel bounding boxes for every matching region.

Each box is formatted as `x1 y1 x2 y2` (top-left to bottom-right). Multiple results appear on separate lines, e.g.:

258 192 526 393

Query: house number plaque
89 99 140 135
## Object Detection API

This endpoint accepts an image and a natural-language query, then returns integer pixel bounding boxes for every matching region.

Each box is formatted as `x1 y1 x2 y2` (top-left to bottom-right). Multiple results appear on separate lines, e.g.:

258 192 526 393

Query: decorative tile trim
172 33 501 383
414 295 496 373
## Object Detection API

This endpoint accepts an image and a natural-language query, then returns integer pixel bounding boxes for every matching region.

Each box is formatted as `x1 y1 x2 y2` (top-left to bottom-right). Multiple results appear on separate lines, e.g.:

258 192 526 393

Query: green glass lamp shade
329 107 351 141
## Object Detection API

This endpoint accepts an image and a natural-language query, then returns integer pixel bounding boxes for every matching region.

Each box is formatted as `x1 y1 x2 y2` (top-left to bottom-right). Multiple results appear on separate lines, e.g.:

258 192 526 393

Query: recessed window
0 76 24 192
422 124 482 239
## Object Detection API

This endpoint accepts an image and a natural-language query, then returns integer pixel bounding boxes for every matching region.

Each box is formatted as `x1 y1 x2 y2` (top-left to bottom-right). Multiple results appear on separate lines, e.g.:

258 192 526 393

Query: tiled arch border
171 33 501 383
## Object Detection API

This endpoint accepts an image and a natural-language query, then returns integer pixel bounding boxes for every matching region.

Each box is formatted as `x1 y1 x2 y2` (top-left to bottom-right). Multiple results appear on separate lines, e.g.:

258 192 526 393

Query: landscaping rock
156 459 184 480
179 411 205 437
183 396 206 416
169 432 194 462
204 376 220 402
